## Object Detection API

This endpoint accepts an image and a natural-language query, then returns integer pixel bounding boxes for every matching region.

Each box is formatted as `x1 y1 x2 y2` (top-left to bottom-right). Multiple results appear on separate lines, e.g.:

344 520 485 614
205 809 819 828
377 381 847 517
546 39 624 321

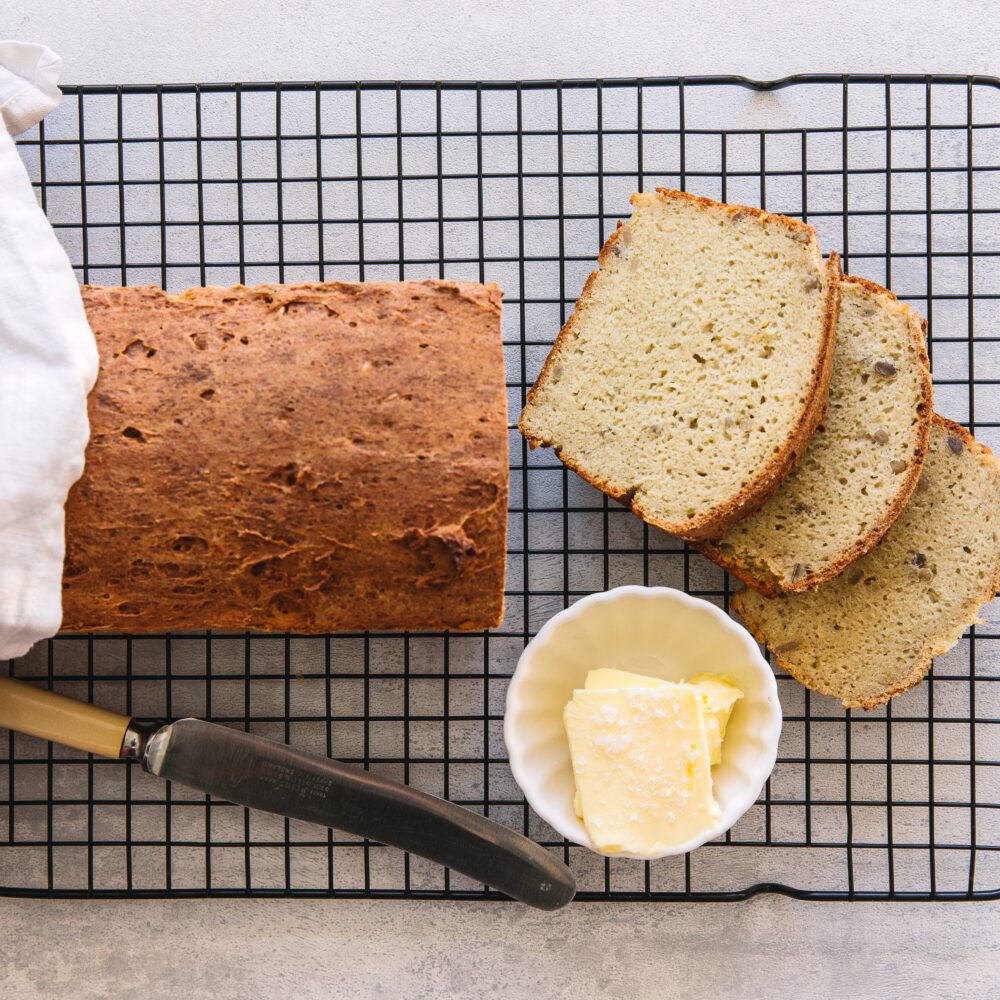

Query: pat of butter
585 667 667 692
688 672 743 763
564 686 720 855
584 668 742 766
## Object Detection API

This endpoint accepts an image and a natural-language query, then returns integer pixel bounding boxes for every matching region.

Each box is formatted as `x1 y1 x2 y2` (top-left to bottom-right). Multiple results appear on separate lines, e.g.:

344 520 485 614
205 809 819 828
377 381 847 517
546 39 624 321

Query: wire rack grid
3 74 1000 901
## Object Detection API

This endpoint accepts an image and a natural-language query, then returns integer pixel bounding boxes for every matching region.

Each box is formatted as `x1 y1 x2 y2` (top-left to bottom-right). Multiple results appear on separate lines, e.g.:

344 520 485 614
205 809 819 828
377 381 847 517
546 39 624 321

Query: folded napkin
0 41 98 660
0 41 62 135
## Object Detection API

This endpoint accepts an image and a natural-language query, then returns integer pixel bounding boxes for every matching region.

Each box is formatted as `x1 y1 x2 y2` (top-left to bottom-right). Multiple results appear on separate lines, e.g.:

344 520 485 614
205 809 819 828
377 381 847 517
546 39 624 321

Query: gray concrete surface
6 0 1000 83
2 897 998 999
3 2 1000 997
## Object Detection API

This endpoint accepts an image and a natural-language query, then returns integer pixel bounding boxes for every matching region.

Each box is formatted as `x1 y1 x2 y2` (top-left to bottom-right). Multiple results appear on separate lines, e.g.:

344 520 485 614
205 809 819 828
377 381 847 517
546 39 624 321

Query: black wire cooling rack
3 74 1000 901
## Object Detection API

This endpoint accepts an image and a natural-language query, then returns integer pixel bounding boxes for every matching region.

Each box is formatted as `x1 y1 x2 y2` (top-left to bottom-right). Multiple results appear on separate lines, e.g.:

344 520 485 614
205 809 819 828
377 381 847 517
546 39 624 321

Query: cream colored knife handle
0 676 130 758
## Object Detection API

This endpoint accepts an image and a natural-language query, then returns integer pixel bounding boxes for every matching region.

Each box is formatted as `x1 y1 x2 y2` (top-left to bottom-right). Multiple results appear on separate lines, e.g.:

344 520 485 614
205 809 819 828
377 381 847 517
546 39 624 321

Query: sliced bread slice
699 275 933 594
733 416 1000 709
519 188 841 540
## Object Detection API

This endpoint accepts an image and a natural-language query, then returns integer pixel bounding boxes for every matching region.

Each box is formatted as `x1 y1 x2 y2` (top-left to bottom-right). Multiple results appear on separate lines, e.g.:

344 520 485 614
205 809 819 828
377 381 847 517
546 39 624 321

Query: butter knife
0 676 575 909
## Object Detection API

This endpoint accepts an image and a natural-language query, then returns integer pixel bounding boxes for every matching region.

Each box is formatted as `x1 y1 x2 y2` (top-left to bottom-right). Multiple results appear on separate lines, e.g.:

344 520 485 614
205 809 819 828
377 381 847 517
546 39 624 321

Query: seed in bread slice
733 417 1000 709
699 275 933 594
519 188 841 540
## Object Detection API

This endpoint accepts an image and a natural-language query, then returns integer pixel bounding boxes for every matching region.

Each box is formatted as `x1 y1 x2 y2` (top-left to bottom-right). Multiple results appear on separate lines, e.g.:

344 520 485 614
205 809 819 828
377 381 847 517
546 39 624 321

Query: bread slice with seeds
519 188 841 540
733 416 1000 709
699 275 933 594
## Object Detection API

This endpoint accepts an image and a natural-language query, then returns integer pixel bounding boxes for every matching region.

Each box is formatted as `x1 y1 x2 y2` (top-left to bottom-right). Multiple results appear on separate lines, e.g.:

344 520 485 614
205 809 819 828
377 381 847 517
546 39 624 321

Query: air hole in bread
123 339 156 359
171 535 209 553
268 589 305 617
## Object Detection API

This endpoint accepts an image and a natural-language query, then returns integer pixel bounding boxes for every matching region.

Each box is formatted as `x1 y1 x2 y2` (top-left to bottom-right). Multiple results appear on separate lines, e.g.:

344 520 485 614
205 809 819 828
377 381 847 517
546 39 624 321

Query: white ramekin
504 585 783 860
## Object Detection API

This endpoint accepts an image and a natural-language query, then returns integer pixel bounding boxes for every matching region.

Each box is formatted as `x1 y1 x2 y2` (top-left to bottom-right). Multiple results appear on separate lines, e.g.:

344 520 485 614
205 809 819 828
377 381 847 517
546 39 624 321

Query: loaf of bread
519 188 841 540
63 282 508 633
733 417 1000 708
700 275 933 594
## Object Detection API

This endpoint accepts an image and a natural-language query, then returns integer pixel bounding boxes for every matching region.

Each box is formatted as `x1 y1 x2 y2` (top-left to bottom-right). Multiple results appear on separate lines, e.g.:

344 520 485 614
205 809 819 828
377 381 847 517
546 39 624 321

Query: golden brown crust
640 188 819 235
733 415 1000 709
63 281 508 633
519 188 842 541
694 546 784 597
840 273 902 302
698 273 934 595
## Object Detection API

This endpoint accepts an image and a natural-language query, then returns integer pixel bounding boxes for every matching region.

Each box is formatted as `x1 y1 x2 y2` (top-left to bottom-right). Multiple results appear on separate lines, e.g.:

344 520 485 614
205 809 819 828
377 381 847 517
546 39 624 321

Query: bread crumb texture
701 275 933 593
519 188 839 539
734 417 1000 708
63 282 508 632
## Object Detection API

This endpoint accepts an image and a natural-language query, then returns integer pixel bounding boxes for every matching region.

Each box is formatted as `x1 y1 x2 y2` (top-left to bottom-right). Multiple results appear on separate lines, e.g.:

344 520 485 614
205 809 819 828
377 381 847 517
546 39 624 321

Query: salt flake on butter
564 686 720 855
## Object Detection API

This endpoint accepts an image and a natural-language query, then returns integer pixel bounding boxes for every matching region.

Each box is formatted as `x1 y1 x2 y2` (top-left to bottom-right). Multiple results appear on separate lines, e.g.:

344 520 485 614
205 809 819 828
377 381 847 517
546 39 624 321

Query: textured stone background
3 2 1000 996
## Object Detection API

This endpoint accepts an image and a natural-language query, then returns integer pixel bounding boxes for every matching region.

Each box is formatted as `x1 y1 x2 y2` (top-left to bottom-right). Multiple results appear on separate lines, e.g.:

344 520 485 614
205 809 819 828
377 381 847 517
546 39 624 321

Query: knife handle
0 676 130 757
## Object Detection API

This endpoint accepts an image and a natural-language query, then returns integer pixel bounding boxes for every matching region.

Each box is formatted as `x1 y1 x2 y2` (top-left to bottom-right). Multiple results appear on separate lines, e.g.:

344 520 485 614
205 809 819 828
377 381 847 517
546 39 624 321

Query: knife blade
144 717 575 907
0 677 575 909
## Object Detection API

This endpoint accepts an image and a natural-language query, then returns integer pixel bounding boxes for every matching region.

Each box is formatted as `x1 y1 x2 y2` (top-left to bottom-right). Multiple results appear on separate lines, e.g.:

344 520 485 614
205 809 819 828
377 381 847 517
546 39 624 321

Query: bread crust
698 273 934 594
63 281 508 633
519 187 841 541
733 415 1000 708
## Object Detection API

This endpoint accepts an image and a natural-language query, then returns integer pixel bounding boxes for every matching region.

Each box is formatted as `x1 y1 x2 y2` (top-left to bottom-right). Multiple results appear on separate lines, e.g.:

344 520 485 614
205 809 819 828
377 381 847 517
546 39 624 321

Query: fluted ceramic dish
504 585 783 860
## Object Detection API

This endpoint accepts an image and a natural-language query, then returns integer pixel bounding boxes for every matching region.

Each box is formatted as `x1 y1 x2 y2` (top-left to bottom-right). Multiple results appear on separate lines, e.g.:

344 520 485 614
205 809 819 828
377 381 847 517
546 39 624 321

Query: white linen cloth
0 41 98 659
